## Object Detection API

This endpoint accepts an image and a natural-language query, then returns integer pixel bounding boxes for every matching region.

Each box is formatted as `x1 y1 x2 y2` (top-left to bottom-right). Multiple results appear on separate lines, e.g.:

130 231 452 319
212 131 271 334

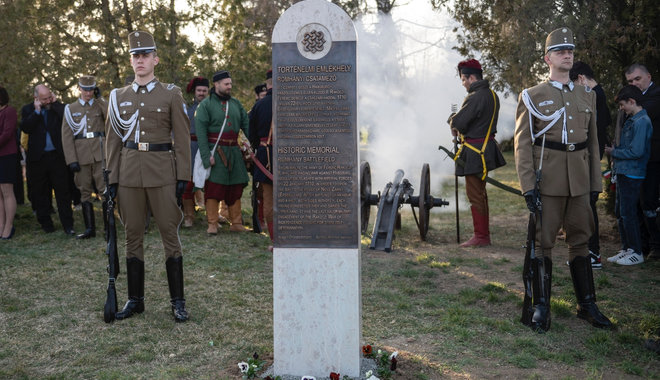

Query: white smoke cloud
356 1 516 201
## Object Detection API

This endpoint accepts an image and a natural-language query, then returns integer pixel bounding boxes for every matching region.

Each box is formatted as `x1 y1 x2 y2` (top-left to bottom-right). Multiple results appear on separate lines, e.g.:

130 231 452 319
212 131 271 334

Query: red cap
457 59 482 75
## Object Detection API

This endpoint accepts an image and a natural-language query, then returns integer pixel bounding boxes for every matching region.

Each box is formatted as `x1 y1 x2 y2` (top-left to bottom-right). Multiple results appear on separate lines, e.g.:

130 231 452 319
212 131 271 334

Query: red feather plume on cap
186 76 208 93
457 59 482 71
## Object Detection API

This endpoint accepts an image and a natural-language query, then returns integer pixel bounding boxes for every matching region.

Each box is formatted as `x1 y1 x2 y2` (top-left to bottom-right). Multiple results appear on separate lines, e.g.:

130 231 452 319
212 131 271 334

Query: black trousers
27 151 73 230
640 161 660 252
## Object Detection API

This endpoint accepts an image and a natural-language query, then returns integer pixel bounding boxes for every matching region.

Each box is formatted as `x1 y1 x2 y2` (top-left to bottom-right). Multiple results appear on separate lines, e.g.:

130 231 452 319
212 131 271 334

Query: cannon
360 162 449 252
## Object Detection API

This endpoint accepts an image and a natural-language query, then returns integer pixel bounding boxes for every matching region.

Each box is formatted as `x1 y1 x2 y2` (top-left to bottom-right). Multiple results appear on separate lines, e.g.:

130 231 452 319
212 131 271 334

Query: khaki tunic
61 98 107 202
105 80 191 260
514 80 601 259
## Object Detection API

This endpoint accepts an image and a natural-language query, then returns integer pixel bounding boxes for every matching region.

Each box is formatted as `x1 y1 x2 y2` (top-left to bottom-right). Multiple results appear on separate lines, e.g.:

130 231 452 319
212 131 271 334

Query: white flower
389 351 398 360
301 376 316 380
237 362 249 373
365 370 373 377
251 364 257 368
377 349 382 355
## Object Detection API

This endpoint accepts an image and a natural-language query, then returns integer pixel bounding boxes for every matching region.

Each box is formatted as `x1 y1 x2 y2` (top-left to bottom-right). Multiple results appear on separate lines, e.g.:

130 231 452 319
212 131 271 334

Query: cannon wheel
360 161 372 235
418 163 431 240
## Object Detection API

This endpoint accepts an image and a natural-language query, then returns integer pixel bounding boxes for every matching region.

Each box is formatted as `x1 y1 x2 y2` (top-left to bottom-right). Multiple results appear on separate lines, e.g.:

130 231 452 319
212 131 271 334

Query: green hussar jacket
195 91 250 185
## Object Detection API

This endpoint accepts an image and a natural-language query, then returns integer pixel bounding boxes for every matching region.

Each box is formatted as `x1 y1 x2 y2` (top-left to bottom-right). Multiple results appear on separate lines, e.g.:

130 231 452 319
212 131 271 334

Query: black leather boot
166 256 188 322
570 255 613 329
76 201 96 239
531 256 552 333
115 258 145 320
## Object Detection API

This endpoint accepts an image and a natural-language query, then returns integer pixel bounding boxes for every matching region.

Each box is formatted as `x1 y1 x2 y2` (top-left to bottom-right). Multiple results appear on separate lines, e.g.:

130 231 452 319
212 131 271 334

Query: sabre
240 140 274 181
450 103 460 244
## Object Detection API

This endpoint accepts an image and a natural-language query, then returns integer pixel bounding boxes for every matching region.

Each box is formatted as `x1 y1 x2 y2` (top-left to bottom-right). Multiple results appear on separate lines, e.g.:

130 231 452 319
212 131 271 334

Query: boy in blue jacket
605 85 653 265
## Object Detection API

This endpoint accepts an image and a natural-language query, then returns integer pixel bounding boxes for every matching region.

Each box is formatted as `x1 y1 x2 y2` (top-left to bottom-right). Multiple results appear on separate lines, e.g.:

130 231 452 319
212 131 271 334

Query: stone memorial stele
272 0 361 377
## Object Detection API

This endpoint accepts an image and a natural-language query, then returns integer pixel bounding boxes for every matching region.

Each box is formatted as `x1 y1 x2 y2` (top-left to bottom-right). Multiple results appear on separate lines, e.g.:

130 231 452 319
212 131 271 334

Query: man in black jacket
20 84 74 234
449 59 506 247
625 63 660 260
569 61 612 268
249 69 274 248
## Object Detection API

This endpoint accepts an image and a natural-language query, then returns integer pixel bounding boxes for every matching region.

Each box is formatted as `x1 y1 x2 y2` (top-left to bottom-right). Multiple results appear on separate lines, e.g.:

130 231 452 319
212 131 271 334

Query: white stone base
273 247 362 378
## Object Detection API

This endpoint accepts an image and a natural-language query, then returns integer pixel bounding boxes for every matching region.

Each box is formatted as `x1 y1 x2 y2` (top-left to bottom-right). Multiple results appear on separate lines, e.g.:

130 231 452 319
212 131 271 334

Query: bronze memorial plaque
273 38 358 248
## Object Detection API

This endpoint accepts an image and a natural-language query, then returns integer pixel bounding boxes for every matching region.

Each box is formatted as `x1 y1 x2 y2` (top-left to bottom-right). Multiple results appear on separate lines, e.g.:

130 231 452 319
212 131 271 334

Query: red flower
390 356 397 371
330 372 340 380
362 345 372 355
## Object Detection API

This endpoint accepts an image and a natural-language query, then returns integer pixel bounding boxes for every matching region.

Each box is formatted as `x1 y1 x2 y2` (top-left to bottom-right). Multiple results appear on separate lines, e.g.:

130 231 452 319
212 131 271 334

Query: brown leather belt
75 131 105 140
534 139 588 152
124 141 172 152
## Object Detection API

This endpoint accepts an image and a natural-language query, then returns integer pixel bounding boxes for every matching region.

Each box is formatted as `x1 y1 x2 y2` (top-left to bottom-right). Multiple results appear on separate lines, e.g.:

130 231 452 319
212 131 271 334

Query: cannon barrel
361 162 450 251
386 170 405 203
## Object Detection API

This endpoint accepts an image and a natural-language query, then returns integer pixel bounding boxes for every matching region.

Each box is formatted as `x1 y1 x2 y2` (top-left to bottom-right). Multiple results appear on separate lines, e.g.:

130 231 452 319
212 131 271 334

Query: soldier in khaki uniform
106 30 191 322
514 27 612 332
62 75 107 239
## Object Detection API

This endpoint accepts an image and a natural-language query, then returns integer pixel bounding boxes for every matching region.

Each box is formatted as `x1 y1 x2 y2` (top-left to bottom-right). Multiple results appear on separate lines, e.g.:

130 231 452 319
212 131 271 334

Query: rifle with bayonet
102 137 119 323
521 167 543 328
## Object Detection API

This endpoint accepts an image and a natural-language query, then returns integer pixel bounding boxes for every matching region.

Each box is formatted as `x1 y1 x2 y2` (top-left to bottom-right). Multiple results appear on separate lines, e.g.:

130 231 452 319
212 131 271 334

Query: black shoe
42 225 55 233
171 299 189 322
115 298 145 320
589 250 602 269
64 227 75 236
1 226 15 239
576 302 613 329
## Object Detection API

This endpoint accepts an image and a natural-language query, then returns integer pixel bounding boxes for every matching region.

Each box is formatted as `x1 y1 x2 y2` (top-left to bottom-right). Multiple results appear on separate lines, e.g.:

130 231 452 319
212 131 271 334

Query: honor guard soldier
514 27 612 332
106 30 191 322
61 75 108 239
195 70 250 234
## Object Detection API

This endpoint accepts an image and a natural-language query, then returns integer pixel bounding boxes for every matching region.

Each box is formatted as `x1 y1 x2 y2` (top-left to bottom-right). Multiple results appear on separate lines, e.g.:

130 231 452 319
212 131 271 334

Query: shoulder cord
108 89 140 143
64 104 87 136
209 101 229 156
454 89 498 180
521 89 567 144
521 88 547 179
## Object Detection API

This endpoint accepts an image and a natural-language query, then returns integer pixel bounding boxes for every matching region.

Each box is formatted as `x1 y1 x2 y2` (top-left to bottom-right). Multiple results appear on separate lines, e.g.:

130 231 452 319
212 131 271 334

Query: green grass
1 150 659 379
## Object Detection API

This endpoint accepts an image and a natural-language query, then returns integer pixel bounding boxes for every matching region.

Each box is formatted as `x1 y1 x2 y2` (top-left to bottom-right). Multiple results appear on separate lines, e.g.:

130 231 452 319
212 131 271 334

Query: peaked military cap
545 27 575 53
128 30 157 55
79 75 96 91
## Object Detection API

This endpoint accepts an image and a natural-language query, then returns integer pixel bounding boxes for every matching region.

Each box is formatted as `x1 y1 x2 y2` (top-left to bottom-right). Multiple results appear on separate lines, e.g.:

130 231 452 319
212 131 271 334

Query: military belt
124 141 173 152
75 131 105 140
534 139 587 152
